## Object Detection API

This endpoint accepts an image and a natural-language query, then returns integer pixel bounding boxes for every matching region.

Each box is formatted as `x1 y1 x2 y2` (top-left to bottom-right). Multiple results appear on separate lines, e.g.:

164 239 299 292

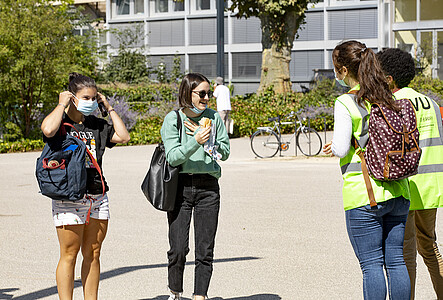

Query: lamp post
216 0 224 79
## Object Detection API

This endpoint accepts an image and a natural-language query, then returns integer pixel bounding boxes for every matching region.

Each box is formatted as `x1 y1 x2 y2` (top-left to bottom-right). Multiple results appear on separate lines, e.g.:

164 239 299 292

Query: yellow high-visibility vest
337 86 410 211
395 87 443 210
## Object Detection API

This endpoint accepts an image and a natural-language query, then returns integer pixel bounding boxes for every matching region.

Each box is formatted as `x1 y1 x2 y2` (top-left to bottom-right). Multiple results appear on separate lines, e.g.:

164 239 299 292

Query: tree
103 24 151 84
0 0 97 138
229 0 316 94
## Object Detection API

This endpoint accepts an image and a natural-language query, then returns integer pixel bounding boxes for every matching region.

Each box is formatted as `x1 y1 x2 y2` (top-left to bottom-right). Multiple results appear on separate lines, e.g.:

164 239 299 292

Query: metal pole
216 0 224 79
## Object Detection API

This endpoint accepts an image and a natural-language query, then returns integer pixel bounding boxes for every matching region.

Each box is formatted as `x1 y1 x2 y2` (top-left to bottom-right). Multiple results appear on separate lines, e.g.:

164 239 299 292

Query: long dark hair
68 72 96 95
178 73 210 108
332 40 399 111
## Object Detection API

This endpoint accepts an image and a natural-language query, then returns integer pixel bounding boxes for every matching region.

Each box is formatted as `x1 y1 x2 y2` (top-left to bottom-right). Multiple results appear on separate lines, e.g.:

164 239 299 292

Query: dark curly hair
376 48 416 88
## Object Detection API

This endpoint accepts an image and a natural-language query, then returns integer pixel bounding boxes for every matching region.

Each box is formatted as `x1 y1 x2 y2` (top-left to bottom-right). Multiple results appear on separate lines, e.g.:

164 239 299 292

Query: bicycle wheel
250 130 280 158
296 127 322 156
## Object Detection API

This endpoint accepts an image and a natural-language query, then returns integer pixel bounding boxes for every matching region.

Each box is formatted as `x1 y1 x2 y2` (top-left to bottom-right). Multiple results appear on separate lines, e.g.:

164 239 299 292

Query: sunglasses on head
192 90 213 99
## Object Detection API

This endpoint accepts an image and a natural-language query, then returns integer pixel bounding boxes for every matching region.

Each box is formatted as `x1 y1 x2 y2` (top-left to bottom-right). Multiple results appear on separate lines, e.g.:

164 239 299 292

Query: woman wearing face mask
160 73 230 300
41 72 130 300
322 41 411 299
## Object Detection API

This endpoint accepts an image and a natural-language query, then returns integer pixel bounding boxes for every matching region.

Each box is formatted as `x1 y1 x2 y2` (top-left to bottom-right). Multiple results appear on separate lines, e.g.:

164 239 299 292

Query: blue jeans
167 173 220 296
346 196 411 300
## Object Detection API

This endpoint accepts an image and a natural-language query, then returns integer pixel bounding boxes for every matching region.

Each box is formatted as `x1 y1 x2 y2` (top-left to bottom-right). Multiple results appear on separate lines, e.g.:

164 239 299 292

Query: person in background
161 73 230 300
213 76 231 133
377 48 443 300
41 73 130 300
323 40 411 300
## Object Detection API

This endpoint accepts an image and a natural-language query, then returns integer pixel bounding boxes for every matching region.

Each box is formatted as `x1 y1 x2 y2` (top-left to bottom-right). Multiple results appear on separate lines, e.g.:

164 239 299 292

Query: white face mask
334 69 349 88
72 95 98 116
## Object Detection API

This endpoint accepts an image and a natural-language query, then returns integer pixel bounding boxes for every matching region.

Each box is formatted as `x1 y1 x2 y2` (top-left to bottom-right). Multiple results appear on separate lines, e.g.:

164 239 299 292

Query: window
150 0 184 16
196 0 211 10
155 0 168 12
173 0 184 11
135 0 144 14
421 0 443 21
395 0 416 22
116 0 130 15
232 53 261 79
395 30 417 53
112 0 145 17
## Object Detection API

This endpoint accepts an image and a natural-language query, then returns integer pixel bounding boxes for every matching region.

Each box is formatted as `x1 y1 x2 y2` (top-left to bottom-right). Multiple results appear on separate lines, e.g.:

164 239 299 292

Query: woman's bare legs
81 218 108 300
56 224 84 300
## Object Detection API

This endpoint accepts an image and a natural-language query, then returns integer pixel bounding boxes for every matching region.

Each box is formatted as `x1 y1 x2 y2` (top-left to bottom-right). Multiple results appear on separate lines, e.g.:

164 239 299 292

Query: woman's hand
323 141 335 156
59 91 72 108
184 119 199 136
195 126 211 145
97 92 111 111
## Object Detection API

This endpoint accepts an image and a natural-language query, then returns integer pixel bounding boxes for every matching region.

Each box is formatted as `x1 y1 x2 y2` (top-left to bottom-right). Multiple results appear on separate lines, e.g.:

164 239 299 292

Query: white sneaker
168 291 182 300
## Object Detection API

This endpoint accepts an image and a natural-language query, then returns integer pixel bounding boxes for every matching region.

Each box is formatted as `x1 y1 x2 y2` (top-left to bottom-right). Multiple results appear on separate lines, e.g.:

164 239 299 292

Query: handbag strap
175 110 182 142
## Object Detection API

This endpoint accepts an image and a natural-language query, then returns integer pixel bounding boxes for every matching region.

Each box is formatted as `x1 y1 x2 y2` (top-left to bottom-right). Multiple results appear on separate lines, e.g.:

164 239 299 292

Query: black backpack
36 123 104 201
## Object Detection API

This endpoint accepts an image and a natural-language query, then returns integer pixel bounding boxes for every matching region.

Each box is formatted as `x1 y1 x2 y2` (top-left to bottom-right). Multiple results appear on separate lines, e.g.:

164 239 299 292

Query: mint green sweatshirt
160 108 230 179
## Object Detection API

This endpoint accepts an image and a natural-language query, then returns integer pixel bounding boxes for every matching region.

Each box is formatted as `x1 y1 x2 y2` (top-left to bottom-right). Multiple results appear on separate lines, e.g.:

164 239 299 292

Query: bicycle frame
256 111 312 156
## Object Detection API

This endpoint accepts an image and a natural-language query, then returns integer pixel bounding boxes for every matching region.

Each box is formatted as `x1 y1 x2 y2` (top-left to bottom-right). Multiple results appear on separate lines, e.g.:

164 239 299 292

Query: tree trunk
258 11 303 94
258 44 292 94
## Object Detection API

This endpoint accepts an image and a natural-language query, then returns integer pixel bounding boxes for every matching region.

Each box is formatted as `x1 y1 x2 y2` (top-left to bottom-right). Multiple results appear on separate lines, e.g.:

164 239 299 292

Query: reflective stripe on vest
341 162 361 174
419 99 443 148
394 88 443 210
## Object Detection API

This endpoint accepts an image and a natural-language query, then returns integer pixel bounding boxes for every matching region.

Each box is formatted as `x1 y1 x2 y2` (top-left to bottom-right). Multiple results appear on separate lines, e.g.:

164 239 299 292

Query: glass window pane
173 0 184 11
116 0 130 15
417 32 433 72
395 30 417 54
156 0 168 13
421 0 443 21
395 0 416 22
196 0 211 10
135 0 144 14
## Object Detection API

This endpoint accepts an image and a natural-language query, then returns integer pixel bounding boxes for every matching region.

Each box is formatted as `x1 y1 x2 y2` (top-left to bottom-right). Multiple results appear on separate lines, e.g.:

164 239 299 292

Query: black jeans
167 173 220 296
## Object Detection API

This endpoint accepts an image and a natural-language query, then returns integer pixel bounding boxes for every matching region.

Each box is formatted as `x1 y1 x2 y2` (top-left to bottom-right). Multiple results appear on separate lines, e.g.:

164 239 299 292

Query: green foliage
410 74 443 98
102 24 151 84
0 0 98 138
98 82 178 104
0 139 45 153
229 0 316 49
127 116 163 145
3 122 23 142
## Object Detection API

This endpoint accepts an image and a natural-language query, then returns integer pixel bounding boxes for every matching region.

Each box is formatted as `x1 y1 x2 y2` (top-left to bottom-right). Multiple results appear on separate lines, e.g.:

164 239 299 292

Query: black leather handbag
141 110 181 211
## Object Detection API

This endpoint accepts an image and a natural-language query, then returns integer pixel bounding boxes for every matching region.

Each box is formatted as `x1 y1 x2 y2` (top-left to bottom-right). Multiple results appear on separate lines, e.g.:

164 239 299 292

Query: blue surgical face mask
189 103 206 114
334 69 349 87
72 95 98 116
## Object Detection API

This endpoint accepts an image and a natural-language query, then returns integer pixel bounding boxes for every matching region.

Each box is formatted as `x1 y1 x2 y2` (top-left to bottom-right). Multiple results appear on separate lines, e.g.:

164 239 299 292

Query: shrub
3 122 23 142
0 139 45 153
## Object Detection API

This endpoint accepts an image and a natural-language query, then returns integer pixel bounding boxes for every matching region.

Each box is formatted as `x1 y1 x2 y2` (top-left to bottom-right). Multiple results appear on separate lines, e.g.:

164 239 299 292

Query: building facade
101 0 443 95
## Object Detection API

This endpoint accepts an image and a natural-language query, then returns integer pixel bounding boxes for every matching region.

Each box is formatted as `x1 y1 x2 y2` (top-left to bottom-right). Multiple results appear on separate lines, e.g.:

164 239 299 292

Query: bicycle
250 110 323 158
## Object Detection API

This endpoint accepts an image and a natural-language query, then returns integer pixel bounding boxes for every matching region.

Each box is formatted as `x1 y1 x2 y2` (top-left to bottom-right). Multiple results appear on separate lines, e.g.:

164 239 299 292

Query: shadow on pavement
0 288 18 300
9 256 260 299
141 294 281 300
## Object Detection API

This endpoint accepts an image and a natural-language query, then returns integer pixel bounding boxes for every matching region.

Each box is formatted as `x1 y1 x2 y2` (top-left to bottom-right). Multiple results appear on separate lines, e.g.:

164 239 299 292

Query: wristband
108 108 115 114
58 103 67 109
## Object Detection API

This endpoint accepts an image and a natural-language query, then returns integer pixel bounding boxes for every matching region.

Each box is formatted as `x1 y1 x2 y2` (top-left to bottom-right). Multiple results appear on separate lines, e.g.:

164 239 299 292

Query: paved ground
0 135 440 299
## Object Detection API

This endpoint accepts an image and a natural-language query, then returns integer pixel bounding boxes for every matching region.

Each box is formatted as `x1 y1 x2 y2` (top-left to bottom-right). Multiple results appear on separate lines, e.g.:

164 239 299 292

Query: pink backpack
352 94 421 207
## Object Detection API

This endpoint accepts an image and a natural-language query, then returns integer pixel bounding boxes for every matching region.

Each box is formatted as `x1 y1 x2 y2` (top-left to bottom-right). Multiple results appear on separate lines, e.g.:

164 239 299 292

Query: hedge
2 75 442 153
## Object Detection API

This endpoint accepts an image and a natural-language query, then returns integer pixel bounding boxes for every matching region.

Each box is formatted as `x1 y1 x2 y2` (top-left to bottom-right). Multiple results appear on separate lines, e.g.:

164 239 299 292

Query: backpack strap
353 138 378 207
62 123 106 197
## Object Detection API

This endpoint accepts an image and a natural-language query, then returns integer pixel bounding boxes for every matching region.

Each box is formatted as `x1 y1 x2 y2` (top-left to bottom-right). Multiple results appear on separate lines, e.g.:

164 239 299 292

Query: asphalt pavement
0 135 439 299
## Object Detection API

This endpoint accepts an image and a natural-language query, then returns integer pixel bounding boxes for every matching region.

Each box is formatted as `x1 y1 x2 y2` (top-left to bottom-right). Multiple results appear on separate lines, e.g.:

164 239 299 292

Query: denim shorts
52 193 109 226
